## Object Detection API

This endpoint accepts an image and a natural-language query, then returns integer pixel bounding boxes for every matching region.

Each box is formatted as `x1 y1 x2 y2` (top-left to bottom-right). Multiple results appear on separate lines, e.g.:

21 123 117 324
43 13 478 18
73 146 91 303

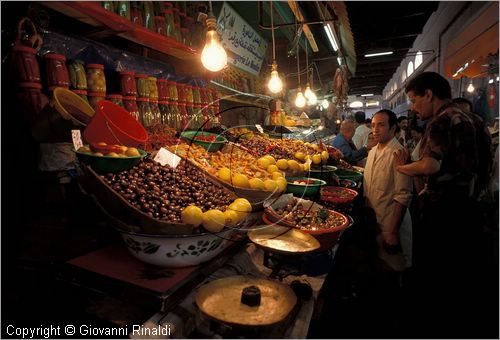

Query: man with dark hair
396 116 409 147
452 97 473 113
352 110 371 149
394 71 494 337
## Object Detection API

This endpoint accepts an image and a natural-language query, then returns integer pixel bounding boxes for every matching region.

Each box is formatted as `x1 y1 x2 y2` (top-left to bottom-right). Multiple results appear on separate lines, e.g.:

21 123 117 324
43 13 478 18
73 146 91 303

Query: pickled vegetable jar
137 97 153 127
154 16 166 36
167 81 178 102
12 45 41 83
159 101 170 125
71 89 89 103
106 94 124 107
86 64 106 93
162 8 175 38
135 74 150 98
130 1 144 26
115 1 131 20
157 79 169 101
149 99 161 125
119 70 137 96
178 102 189 131
142 1 156 31
148 76 159 100
88 92 106 110
123 96 140 121
44 53 70 88
192 86 201 105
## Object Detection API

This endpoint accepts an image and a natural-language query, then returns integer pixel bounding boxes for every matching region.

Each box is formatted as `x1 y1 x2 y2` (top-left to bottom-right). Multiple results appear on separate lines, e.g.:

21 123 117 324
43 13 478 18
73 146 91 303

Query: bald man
332 119 371 164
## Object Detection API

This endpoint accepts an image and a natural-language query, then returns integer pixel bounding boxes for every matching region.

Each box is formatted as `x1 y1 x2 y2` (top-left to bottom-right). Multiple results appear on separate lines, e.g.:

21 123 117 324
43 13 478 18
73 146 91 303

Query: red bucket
83 100 148 147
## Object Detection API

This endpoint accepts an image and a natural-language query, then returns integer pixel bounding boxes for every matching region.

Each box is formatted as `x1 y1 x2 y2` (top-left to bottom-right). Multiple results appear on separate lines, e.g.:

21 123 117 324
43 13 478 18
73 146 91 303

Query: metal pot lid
195 275 297 327
248 225 320 254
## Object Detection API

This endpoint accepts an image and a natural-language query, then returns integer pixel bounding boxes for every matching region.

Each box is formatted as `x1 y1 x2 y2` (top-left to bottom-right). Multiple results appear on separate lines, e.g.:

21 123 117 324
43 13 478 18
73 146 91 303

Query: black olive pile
102 158 234 223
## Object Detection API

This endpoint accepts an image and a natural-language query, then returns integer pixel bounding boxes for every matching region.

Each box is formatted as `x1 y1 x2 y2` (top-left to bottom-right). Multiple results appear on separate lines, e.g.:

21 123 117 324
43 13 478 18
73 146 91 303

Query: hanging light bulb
322 98 330 109
304 84 313 99
295 89 306 108
467 82 475 93
201 6 227 72
308 91 317 105
267 1 283 94
268 65 283 93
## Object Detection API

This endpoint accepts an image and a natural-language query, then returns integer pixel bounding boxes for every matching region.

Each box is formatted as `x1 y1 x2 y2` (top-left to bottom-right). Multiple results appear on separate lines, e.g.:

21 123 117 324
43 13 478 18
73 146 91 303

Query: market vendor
332 119 374 165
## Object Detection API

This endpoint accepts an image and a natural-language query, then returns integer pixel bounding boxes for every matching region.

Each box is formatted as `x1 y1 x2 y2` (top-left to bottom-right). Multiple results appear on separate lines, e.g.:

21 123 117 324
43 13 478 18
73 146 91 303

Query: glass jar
123 96 140 121
102 1 114 11
169 101 181 130
175 24 182 42
178 102 189 131
137 97 153 127
193 104 204 130
106 94 124 107
192 86 201 105
18 82 49 124
185 84 194 104
115 1 131 20
11 45 41 83
88 92 106 110
119 70 137 96
68 61 87 90
181 27 189 46
201 105 211 130
135 74 150 98
177 83 186 103
154 16 166 36
71 89 89 103
86 63 106 93
142 1 156 31
44 53 70 88
130 1 144 26
186 102 195 129
185 17 195 47
158 100 170 125
157 79 169 101
162 9 174 38
149 99 161 126
148 76 158 100
167 81 178 101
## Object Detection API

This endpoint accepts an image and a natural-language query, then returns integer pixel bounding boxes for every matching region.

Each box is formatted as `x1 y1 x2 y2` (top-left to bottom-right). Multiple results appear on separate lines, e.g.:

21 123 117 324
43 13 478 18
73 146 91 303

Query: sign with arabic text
217 2 268 76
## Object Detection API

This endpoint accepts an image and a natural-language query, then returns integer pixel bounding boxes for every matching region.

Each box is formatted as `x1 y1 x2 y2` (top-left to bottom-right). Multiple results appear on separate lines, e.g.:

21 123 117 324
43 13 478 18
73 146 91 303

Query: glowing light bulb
295 91 306 108
307 92 317 106
322 99 330 109
268 69 283 93
304 84 313 99
467 83 475 93
336 119 341 124
201 30 227 72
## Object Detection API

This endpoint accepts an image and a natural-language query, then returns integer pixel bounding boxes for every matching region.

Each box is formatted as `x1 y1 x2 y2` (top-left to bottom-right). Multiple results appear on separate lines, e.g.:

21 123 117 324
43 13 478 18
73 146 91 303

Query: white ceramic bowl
117 228 239 268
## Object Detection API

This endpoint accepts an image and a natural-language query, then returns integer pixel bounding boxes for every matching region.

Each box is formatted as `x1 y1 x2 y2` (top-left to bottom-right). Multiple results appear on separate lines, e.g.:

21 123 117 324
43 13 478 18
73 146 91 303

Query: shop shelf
209 80 272 107
42 1 199 61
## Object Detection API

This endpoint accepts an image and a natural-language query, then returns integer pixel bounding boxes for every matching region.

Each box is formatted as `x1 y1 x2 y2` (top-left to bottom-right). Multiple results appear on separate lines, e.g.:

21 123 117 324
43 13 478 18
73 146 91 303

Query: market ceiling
224 1 439 97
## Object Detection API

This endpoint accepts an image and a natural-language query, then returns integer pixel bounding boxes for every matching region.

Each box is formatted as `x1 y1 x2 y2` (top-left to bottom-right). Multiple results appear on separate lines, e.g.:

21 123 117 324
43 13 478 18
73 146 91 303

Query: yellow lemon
249 177 265 190
276 159 289 170
223 209 240 227
234 198 252 213
294 151 305 161
181 205 203 227
264 179 278 192
202 209 226 232
321 150 329 161
267 164 279 174
232 173 250 188
312 154 322 164
312 144 319 151
217 167 232 182
302 162 311 172
304 155 311 163
78 146 91 153
304 142 311 147
263 155 276 165
107 152 120 158
275 177 287 191
227 203 247 222
257 157 271 170
271 171 283 180
287 159 301 171
125 147 141 157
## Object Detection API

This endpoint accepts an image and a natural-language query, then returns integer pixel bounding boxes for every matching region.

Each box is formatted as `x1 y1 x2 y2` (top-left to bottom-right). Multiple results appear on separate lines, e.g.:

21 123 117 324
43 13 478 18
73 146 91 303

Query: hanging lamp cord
296 18 300 86
270 1 276 63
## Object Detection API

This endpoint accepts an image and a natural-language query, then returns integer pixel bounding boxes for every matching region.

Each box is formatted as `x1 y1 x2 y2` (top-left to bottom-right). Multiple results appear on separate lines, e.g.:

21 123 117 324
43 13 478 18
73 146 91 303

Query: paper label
154 148 182 168
255 124 264 133
71 130 83 150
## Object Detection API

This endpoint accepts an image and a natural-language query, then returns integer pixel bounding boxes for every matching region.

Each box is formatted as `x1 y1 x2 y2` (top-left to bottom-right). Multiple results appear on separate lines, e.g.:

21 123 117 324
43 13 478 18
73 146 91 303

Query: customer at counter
393 71 493 337
332 119 373 165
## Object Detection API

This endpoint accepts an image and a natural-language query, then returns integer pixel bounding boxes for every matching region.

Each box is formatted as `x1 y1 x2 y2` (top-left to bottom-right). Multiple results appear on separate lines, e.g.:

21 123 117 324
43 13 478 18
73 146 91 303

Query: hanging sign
217 2 268 76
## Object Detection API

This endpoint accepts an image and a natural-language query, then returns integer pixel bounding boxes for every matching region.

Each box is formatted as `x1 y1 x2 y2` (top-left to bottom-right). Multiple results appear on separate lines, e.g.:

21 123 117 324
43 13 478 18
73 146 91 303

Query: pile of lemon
216 155 287 192
180 198 252 232
294 149 329 165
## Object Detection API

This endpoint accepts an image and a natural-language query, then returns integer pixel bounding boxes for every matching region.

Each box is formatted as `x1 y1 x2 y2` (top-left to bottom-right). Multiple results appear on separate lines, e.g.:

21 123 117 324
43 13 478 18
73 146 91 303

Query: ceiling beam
287 1 319 52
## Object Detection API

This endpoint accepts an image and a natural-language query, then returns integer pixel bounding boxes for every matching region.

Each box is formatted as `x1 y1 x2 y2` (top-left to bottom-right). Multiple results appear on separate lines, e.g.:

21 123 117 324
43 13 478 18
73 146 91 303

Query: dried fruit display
144 124 181 151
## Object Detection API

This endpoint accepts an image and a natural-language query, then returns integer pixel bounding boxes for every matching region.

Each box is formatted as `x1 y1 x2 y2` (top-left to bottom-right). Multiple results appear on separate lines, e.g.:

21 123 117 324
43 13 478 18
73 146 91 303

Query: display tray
62 241 244 313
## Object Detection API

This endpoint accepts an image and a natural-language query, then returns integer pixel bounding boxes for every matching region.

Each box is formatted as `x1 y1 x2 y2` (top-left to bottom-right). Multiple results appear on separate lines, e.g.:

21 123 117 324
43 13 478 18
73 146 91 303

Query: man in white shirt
352 111 371 149
364 109 413 272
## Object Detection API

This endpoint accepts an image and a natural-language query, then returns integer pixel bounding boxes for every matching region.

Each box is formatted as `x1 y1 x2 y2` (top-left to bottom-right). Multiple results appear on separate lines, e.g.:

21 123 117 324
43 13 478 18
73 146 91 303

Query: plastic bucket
83 100 148 147
31 87 94 142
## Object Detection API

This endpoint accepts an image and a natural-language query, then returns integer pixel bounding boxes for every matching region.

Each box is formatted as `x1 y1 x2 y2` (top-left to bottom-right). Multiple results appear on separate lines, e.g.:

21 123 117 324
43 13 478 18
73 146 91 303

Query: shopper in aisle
393 71 494 337
352 111 371 149
332 119 373 165
396 116 409 147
